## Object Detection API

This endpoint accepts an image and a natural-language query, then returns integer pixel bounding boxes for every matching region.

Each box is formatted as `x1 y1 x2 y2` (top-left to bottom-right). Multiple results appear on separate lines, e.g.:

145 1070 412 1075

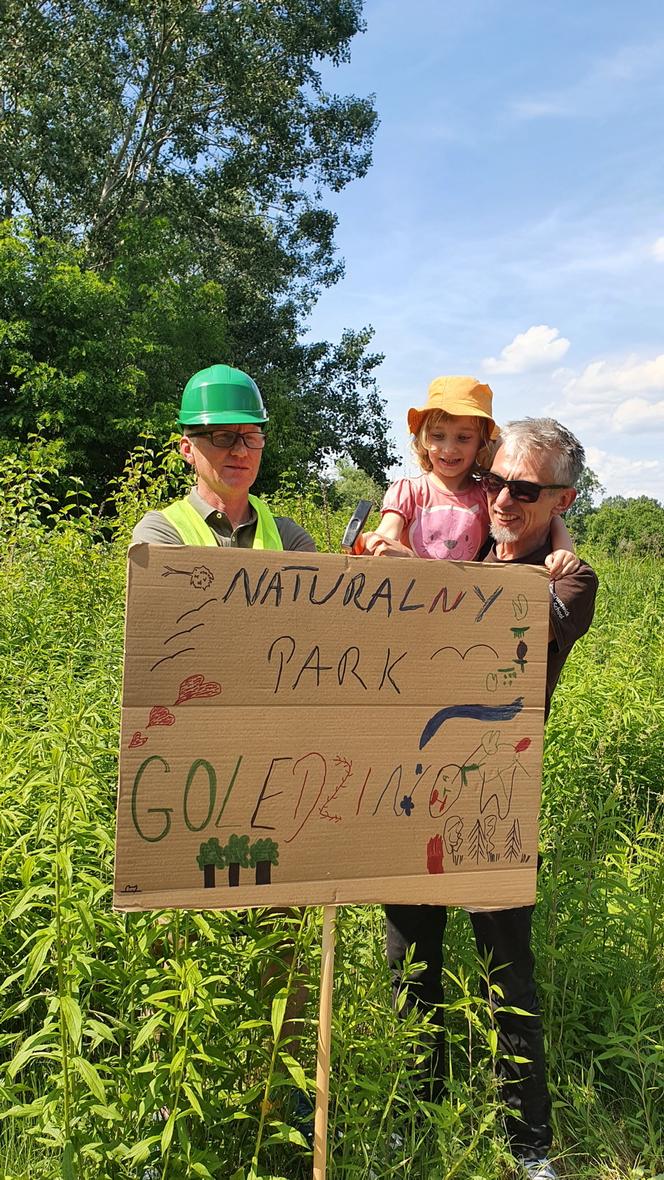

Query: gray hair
497 417 585 487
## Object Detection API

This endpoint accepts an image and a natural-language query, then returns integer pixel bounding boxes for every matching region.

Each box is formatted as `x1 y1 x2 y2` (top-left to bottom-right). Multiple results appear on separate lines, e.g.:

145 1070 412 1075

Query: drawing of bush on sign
249 838 279 885
196 836 279 887
223 834 250 886
197 838 225 888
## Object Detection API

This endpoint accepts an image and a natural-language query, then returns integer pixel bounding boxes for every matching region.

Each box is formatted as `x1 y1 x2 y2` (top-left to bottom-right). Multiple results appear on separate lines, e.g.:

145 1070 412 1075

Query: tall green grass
1 445 662 1179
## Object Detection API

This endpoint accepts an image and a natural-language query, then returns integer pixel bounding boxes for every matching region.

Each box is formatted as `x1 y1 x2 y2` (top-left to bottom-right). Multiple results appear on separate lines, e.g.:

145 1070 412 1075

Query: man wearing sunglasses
473 418 597 1177
476 417 597 716
386 418 597 1180
133 363 316 552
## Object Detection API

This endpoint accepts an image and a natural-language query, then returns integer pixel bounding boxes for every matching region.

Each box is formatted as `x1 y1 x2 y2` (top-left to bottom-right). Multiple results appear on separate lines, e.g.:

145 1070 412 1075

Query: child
362 375 577 573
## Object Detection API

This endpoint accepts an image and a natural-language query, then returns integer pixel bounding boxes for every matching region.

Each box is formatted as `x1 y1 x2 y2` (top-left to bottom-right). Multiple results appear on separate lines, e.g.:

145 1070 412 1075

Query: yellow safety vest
159 495 284 550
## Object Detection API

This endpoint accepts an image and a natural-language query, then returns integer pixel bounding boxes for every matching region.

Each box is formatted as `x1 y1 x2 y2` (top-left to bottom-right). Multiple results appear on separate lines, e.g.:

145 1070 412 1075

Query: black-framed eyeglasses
473 469 569 503
187 428 266 451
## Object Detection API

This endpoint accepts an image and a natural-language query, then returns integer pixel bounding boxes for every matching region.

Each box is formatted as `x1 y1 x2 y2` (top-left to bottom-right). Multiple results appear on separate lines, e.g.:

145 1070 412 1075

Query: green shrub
1 452 662 1179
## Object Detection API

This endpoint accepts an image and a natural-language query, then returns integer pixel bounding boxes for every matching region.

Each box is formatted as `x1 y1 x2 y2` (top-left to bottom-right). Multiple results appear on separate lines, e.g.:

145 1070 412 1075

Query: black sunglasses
473 469 569 504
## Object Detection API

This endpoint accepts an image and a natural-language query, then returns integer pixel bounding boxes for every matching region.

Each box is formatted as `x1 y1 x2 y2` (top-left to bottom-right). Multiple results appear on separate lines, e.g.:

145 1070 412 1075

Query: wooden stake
313 905 337 1180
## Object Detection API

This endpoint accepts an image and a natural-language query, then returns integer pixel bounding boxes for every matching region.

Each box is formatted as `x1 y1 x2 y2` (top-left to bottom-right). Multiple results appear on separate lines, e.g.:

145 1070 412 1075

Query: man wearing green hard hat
132 364 317 1155
133 363 316 552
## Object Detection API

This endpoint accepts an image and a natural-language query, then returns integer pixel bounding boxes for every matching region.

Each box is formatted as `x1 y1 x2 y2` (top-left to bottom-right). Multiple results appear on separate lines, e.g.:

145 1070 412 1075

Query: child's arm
361 511 413 555
545 515 580 577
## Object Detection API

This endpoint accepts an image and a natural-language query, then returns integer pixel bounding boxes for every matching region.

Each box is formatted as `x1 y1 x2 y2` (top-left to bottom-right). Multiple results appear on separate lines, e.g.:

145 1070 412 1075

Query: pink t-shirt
382 474 489 561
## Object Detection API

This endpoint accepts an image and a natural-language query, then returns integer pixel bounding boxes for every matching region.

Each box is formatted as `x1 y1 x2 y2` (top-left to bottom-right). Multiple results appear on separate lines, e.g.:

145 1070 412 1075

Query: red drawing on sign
427 835 444 874
175 674 221 705
320 756 352 823
148 706 176 727
129 731 148 748
514 737 532 753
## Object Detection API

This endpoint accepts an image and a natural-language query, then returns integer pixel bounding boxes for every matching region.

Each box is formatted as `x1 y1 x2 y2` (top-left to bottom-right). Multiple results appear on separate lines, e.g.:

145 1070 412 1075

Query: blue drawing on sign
419 698 524 750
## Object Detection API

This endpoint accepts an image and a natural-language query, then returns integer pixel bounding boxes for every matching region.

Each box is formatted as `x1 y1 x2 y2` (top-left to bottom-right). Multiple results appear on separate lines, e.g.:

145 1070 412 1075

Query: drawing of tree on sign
504 819 523 862
197 838 225 888
224 834 250 887
162 564 215 590
468 819 489 863
249 838 279 885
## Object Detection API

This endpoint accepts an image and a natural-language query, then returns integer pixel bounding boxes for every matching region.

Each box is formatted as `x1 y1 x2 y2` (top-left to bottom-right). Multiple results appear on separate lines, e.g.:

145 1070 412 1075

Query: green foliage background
0 0 397 496
0 453 662 1180
581 495 664 556
0 219 395 502
2 4 661 1171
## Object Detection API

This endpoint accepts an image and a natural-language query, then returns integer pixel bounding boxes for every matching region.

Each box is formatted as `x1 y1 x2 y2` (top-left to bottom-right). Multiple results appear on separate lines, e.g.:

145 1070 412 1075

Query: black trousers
385 903 552 1160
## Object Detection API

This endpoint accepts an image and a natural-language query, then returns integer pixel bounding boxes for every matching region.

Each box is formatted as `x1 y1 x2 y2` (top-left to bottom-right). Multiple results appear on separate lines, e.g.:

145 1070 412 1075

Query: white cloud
559 242 651 275
564 354 664 403
586 446 657 475
652 237 664 261
542 355 664 499
585 446 663 500
483 325 570 375
612 397 664 432
510 40 664 122
512 98 569 120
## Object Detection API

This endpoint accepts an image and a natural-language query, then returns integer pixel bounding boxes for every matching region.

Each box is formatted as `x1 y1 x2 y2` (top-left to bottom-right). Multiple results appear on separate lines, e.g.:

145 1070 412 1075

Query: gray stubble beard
490 521 520 544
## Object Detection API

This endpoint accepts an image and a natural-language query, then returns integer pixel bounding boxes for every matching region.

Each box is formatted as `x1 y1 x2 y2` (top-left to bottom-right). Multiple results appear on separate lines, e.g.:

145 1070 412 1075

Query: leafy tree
0 220 394 495
0 220 230 498
328 459 387 511
565 465 604 541
583 496 664 557
0 1 376 258
248 324 394 490
0 2 397 489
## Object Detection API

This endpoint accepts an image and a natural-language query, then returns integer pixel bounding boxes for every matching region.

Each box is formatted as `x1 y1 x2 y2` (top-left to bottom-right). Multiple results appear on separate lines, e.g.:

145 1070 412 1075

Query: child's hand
545 549 581 578
372 537 416 559
357 510 405 555
356 530 381 554
358 531 414 556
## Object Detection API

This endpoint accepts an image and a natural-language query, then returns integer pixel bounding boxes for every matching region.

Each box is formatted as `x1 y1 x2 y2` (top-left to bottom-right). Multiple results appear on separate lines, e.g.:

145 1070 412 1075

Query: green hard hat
178 364 268 427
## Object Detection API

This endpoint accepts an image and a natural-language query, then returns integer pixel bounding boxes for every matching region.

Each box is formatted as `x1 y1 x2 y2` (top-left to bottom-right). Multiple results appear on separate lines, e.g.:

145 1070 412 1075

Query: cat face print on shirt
408 501 483 561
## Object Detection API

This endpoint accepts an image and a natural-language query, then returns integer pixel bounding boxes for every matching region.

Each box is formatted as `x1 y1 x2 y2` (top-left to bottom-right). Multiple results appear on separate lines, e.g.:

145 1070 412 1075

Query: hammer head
341 499 373 553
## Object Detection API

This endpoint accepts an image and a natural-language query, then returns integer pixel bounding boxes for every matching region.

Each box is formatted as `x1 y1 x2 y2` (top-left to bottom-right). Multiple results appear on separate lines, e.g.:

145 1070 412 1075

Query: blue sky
306 0 664 500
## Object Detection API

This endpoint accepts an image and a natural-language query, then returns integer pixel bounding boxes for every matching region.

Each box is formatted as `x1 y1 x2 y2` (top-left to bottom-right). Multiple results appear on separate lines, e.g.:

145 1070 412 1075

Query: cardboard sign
114 545 550 911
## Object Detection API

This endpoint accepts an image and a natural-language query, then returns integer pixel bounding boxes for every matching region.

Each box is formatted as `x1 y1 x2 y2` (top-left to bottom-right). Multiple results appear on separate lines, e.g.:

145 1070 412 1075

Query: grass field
1 454 662 1179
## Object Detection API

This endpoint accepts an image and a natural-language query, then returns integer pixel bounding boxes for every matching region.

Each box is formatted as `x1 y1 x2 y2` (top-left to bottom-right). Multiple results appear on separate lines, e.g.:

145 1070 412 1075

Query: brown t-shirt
482 537 598 718
132 488 316 552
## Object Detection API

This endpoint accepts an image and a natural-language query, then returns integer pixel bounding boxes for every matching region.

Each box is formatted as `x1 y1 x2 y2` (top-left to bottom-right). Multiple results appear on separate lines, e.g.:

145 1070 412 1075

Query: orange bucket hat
407 375 499 439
